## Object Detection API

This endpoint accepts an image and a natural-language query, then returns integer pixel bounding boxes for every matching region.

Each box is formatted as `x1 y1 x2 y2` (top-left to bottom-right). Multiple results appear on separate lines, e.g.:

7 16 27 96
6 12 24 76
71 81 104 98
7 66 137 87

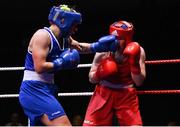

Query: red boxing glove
123 42 141 74
95 58 118 80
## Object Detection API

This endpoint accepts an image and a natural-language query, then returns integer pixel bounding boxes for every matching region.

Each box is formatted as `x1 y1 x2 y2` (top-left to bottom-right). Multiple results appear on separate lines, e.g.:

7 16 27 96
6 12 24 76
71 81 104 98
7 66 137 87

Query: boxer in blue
19 4 119 126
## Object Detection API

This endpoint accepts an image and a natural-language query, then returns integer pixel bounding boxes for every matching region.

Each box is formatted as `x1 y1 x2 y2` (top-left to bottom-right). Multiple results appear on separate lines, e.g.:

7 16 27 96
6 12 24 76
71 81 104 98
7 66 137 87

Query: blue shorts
19 80 66 126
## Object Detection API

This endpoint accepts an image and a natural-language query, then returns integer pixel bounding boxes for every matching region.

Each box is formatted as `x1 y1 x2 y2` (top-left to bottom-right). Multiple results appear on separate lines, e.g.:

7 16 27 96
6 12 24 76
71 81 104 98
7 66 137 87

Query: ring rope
0 67 25 71
0 64 92 71
137 90 180 94
1 90 180 98
0 59 180 71
145 59 180 64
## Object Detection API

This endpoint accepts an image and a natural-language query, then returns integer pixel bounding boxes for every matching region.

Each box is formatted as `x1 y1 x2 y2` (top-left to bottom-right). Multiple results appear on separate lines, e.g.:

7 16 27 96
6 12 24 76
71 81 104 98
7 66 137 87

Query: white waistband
23 70 54 84
100 80 133 89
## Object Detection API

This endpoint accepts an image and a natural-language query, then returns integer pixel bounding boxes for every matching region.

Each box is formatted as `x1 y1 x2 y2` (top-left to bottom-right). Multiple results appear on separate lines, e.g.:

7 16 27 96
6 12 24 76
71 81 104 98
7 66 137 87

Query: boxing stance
83 20 146 126
19 5 119 126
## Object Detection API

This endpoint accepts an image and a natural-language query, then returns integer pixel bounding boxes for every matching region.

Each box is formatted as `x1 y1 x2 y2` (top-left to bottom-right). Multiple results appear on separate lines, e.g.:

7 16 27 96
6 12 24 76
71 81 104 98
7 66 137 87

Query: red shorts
83 85 142 126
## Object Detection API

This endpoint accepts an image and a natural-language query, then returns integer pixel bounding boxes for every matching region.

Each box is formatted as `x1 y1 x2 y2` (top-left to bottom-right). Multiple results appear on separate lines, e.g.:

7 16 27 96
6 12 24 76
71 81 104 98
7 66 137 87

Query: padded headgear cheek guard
48 5 82 37
109 21 134 44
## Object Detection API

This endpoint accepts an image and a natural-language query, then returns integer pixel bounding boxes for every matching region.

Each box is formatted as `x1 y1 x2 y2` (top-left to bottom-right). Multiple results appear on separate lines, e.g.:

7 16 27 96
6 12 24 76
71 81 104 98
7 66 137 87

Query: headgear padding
109 21 134 44
48 5 82 37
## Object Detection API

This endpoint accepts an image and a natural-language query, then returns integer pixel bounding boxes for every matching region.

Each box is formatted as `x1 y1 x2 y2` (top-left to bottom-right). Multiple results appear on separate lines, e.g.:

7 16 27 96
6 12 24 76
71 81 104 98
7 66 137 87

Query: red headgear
109 21 134 44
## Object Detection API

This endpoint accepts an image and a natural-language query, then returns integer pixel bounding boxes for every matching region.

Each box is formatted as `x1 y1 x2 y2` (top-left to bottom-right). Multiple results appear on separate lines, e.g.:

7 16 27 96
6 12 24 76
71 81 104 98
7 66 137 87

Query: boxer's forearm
78 43 92 54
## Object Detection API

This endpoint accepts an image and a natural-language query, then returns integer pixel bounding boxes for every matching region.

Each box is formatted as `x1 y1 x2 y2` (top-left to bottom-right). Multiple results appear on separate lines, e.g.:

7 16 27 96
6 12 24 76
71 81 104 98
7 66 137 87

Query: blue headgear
48 5 82 37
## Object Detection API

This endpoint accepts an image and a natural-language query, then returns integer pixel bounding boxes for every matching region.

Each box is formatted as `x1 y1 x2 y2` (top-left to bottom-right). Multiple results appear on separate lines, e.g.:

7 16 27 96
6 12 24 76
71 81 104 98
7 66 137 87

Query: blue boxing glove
53 49 80 71
90 35 119 53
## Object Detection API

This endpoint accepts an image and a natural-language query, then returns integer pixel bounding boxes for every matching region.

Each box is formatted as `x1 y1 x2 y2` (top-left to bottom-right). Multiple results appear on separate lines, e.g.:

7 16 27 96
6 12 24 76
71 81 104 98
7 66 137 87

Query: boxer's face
114 39 128 63
117 39 126 52
69 23 78 35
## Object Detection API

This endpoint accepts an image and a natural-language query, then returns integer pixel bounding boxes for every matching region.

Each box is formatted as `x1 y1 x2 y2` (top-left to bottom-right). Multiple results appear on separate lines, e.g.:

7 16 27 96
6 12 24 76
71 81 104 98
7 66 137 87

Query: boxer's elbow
89 72 99 84
134 79 144 87
34 63 49 74
34 67 44 74
132 74 146 87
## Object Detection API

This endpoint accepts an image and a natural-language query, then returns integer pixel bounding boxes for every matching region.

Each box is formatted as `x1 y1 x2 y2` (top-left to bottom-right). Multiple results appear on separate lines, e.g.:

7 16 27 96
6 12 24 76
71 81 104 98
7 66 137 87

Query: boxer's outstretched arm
69 36 91 54
69 35 119 54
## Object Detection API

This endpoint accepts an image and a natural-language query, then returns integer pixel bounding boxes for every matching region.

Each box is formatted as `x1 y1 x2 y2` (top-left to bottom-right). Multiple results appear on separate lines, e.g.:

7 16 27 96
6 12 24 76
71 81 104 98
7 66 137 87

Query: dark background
0 0 180 125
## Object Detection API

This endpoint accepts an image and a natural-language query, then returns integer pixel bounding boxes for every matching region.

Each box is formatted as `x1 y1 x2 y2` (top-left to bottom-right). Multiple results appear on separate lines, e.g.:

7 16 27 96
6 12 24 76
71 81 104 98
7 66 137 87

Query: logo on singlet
51 111 61 116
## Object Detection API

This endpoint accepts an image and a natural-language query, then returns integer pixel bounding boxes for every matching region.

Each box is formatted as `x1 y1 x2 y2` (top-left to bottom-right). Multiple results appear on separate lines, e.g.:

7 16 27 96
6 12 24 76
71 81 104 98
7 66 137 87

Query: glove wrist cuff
90 43 97 53
53 58 64 71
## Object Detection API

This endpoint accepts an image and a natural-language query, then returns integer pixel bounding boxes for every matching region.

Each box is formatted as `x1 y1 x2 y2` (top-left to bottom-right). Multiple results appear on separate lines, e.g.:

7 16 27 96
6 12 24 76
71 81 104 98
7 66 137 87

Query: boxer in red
83 20 146 126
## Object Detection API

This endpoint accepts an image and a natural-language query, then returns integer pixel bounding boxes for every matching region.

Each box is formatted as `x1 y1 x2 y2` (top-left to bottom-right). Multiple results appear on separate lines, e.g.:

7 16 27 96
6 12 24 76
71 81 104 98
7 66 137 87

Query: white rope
1 58 180 71
0 94 19 98
77 63 92 68
0 67 25 71
58 92 93 96
0 64 92 71
0 92 93 98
